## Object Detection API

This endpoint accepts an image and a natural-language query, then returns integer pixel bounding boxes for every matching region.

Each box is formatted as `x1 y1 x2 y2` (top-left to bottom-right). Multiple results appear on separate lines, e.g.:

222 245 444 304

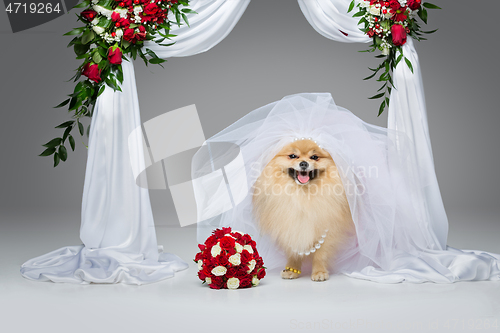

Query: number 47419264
5 2 61 14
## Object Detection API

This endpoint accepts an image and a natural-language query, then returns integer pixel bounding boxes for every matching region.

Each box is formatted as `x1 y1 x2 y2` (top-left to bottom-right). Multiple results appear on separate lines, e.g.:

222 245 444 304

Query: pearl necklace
291 229 328 256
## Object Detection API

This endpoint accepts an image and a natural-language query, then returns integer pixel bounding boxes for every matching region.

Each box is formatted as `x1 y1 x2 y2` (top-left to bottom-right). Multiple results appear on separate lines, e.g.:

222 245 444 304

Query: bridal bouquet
348 0 440 115
40 0 194 166
195 227 266 290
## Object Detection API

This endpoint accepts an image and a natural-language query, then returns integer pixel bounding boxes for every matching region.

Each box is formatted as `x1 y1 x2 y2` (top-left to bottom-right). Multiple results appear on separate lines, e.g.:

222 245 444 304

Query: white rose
226 277 240 290
93 5 112 18
92 26 105 35
381 47 390 56
369 5 380 16
252 276 260 286
211 266 227 276
224 233 235 239
205 277 212 284
115 29 123 38
114 8 128 18
247 259 256 273
91 18 99 26
243 245 254 254
197 260 203 271
133 5 143 14
228 253 241 266
235 243 243 253
359 0 369 8
383 11 392 19
211 244 221 257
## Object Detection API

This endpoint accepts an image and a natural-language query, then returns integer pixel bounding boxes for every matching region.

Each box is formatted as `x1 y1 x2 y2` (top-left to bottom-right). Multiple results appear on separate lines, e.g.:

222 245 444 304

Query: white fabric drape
21 0 249 285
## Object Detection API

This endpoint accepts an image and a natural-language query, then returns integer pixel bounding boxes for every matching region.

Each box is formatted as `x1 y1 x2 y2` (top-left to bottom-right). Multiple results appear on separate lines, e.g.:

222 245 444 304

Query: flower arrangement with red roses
348 0 440 115
40 0 195 166
195 227 266 290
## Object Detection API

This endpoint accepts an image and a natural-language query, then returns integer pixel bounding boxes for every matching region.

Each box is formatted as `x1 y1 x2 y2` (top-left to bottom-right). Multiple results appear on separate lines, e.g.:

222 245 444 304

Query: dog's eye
310 155 319 161
288 154 298 159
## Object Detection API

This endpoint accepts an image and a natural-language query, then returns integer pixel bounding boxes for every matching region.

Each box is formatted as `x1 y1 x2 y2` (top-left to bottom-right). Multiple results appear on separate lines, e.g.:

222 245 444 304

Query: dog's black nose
299 161 309 169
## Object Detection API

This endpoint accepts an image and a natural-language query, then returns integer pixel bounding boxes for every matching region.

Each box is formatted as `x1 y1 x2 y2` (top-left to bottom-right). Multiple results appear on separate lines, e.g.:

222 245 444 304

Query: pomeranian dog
253 139 354 281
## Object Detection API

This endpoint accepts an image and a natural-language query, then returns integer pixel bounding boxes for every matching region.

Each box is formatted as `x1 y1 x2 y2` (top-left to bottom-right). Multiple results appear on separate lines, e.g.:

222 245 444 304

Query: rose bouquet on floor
40 0 195 166
195 227 266 290
348 0 440 115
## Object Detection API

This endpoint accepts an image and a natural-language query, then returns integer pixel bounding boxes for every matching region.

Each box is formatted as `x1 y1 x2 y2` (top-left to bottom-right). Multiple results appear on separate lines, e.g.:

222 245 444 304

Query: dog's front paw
281 270 300 279
311 271 329 282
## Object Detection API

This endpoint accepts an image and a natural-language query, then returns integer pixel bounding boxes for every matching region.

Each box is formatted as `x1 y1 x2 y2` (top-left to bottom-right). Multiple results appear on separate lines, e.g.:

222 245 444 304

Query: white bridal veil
194 93 500 283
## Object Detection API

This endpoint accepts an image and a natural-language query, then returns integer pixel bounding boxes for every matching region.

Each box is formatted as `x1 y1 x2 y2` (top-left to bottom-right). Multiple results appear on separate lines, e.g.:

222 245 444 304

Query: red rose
82 63 101 83
194 252 203 262
205 235 217 248
391 8 408 22
220 236 235 249
391 24 407 46
407 0 421 10
226 267 238 278
240 277 252 288
257 268 266 279
108 46 122 65
197 271 206 280
123 28 135 42
214 254 229 266
81 10 97 21
240 250 252 264
209 276 223 289
213 229 225 238
234 268 247 279
198 244 206 252
111 11 121 22
144 3 159 16
119 17 131 29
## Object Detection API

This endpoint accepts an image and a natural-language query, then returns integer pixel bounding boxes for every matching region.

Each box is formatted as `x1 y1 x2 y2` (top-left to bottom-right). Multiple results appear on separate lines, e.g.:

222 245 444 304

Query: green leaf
69 135 76 151
93 52 103 64
73 0 90 9
363 71 378 80
348 0 355 13
43 138 62 148
39 147 56 157
182 13 190 27
98 85 106 97
78 121 84 136
422 29 438 34
149 58 166 64
55 120 75 129
418 7 428 24
395 54 404 66
369 93 385 100
74 43 90 56
423 2 441 9
181 8 197 14
58 146 68 162
81 30 95 45
63 126 72 142
64 27 86 36
54 99 70 108
352 11 365 18
378 100 386 117
404 57 414 73
54 153 60 167
86 125 91 137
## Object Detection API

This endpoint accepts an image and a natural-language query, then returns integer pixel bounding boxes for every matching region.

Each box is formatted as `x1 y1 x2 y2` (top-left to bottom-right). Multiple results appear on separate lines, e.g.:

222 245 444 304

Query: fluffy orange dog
253 139 355 281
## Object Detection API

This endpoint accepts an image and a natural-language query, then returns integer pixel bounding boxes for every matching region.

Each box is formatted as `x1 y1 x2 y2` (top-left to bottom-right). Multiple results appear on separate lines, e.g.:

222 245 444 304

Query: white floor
1 211 499 333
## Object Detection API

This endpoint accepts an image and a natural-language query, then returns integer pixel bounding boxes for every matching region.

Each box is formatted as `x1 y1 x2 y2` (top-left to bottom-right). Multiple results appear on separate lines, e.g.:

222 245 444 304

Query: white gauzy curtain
294 0 499 282
20 0 250 285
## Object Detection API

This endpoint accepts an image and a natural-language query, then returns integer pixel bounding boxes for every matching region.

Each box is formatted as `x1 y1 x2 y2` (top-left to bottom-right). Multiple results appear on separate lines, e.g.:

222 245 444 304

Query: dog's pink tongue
297 172 310 184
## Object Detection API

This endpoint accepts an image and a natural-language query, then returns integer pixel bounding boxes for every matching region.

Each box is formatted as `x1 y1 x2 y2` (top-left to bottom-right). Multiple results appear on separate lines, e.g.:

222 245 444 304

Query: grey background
1 2 500 333
1 1 499 238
